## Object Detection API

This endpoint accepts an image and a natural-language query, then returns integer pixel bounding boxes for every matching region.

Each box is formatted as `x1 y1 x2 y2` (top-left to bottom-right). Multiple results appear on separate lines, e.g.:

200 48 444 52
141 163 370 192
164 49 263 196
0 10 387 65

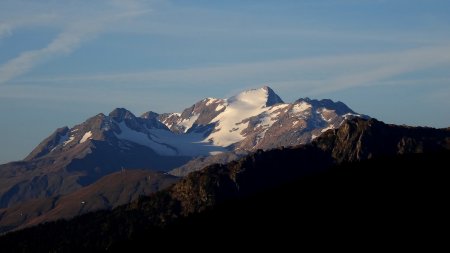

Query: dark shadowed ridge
0 87 361 214
0 118 448 251
263 85 284 106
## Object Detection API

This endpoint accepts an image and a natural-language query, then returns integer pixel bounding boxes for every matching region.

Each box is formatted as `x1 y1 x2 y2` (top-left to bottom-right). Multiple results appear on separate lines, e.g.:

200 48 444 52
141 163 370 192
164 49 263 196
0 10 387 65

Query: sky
1 0 450 164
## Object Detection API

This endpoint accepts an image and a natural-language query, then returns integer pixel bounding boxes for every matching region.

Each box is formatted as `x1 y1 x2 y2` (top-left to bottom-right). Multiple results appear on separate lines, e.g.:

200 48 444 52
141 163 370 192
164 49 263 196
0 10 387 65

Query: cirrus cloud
0 0 150 84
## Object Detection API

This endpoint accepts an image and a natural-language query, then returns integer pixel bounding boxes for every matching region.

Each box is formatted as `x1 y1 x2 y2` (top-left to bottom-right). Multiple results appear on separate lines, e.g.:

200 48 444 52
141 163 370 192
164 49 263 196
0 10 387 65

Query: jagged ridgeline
0 86 364 234
0 118 448 251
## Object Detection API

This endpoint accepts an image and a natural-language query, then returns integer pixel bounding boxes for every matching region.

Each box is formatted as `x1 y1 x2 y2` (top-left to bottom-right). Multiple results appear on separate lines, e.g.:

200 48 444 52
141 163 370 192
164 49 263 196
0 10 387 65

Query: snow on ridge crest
64 86 359 156
227 87 270 109
207 87 285 147
80 131 93 143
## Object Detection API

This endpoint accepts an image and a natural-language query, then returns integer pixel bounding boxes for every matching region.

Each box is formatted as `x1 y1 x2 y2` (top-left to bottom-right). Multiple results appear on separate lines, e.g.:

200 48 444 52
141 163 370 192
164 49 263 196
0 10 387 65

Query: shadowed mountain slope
0 118 448 251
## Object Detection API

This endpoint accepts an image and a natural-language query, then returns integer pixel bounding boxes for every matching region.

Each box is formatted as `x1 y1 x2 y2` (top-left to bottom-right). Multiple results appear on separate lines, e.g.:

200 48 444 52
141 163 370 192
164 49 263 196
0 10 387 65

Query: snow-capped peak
24 85 365 168
205 87 285 147
227 86 283 108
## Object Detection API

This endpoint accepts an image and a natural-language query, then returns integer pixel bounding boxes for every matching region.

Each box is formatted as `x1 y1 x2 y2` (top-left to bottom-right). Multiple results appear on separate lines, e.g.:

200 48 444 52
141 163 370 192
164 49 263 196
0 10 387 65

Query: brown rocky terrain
0 87 362 212
0 170 178 233
0 117 448 251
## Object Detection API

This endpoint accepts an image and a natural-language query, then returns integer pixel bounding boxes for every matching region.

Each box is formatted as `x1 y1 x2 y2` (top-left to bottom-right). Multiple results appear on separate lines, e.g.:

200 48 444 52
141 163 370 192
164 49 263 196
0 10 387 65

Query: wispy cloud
25 44 450 95
0 0 150 84
306 45 450 94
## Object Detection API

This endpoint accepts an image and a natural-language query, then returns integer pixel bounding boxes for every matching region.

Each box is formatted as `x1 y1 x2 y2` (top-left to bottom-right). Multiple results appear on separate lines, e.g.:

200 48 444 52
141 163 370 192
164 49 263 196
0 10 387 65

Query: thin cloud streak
0 23 100 83
308 45 450 94
26 44 450 94
0 1 150 84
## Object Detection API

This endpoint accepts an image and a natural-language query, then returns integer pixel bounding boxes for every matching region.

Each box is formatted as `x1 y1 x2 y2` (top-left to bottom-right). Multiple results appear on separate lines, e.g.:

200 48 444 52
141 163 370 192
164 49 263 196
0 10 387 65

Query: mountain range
0 117 448 251
0 86 360 217
2 86 447 244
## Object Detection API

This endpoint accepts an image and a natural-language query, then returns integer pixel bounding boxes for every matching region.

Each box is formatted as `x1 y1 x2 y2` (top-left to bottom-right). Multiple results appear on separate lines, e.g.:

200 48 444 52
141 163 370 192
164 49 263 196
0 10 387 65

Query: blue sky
1 0 450 164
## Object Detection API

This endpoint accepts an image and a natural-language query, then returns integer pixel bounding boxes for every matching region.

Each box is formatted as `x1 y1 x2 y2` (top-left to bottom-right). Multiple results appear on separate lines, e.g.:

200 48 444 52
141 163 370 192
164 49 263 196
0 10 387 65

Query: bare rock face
1 117 449 242
314 118 450 162
158 97 227 134
164 87 364 176
2 86 366 207
0 86 367 230
157 86 362 151
148 118 450 221
0 109 191 209
24 127 70 161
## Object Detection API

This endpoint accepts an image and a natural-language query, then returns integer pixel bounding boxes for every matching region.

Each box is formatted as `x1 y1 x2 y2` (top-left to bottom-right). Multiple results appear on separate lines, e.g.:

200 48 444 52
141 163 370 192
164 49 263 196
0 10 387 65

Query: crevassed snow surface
208 87 272 147
148 128 225 156
115 121 225 156
115 122 176 156
80 131 93 143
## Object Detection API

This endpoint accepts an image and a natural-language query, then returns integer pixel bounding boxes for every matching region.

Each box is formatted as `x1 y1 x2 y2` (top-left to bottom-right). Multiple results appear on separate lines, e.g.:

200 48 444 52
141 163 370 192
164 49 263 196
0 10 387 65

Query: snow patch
291 102 311 114
343 113 361 119
311 134 318 140
215 104 226 111
205 98 218 106
80 131 92 143
51 133 69 152
254 104 289 138
269 103 289 112
161 113 181 129
256 128 269 144
179 114 199 133
207 89 291 146
63 135 75 146
258 114 277 128
320 109 334 122
257 105 286 129
208 88 272 146
321 125 334 133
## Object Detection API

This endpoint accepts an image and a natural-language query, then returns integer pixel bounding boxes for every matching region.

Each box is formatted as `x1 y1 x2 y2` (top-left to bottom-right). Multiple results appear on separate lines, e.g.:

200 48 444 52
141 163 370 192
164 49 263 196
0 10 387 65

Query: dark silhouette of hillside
0 118 448 251
0 151 447 251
